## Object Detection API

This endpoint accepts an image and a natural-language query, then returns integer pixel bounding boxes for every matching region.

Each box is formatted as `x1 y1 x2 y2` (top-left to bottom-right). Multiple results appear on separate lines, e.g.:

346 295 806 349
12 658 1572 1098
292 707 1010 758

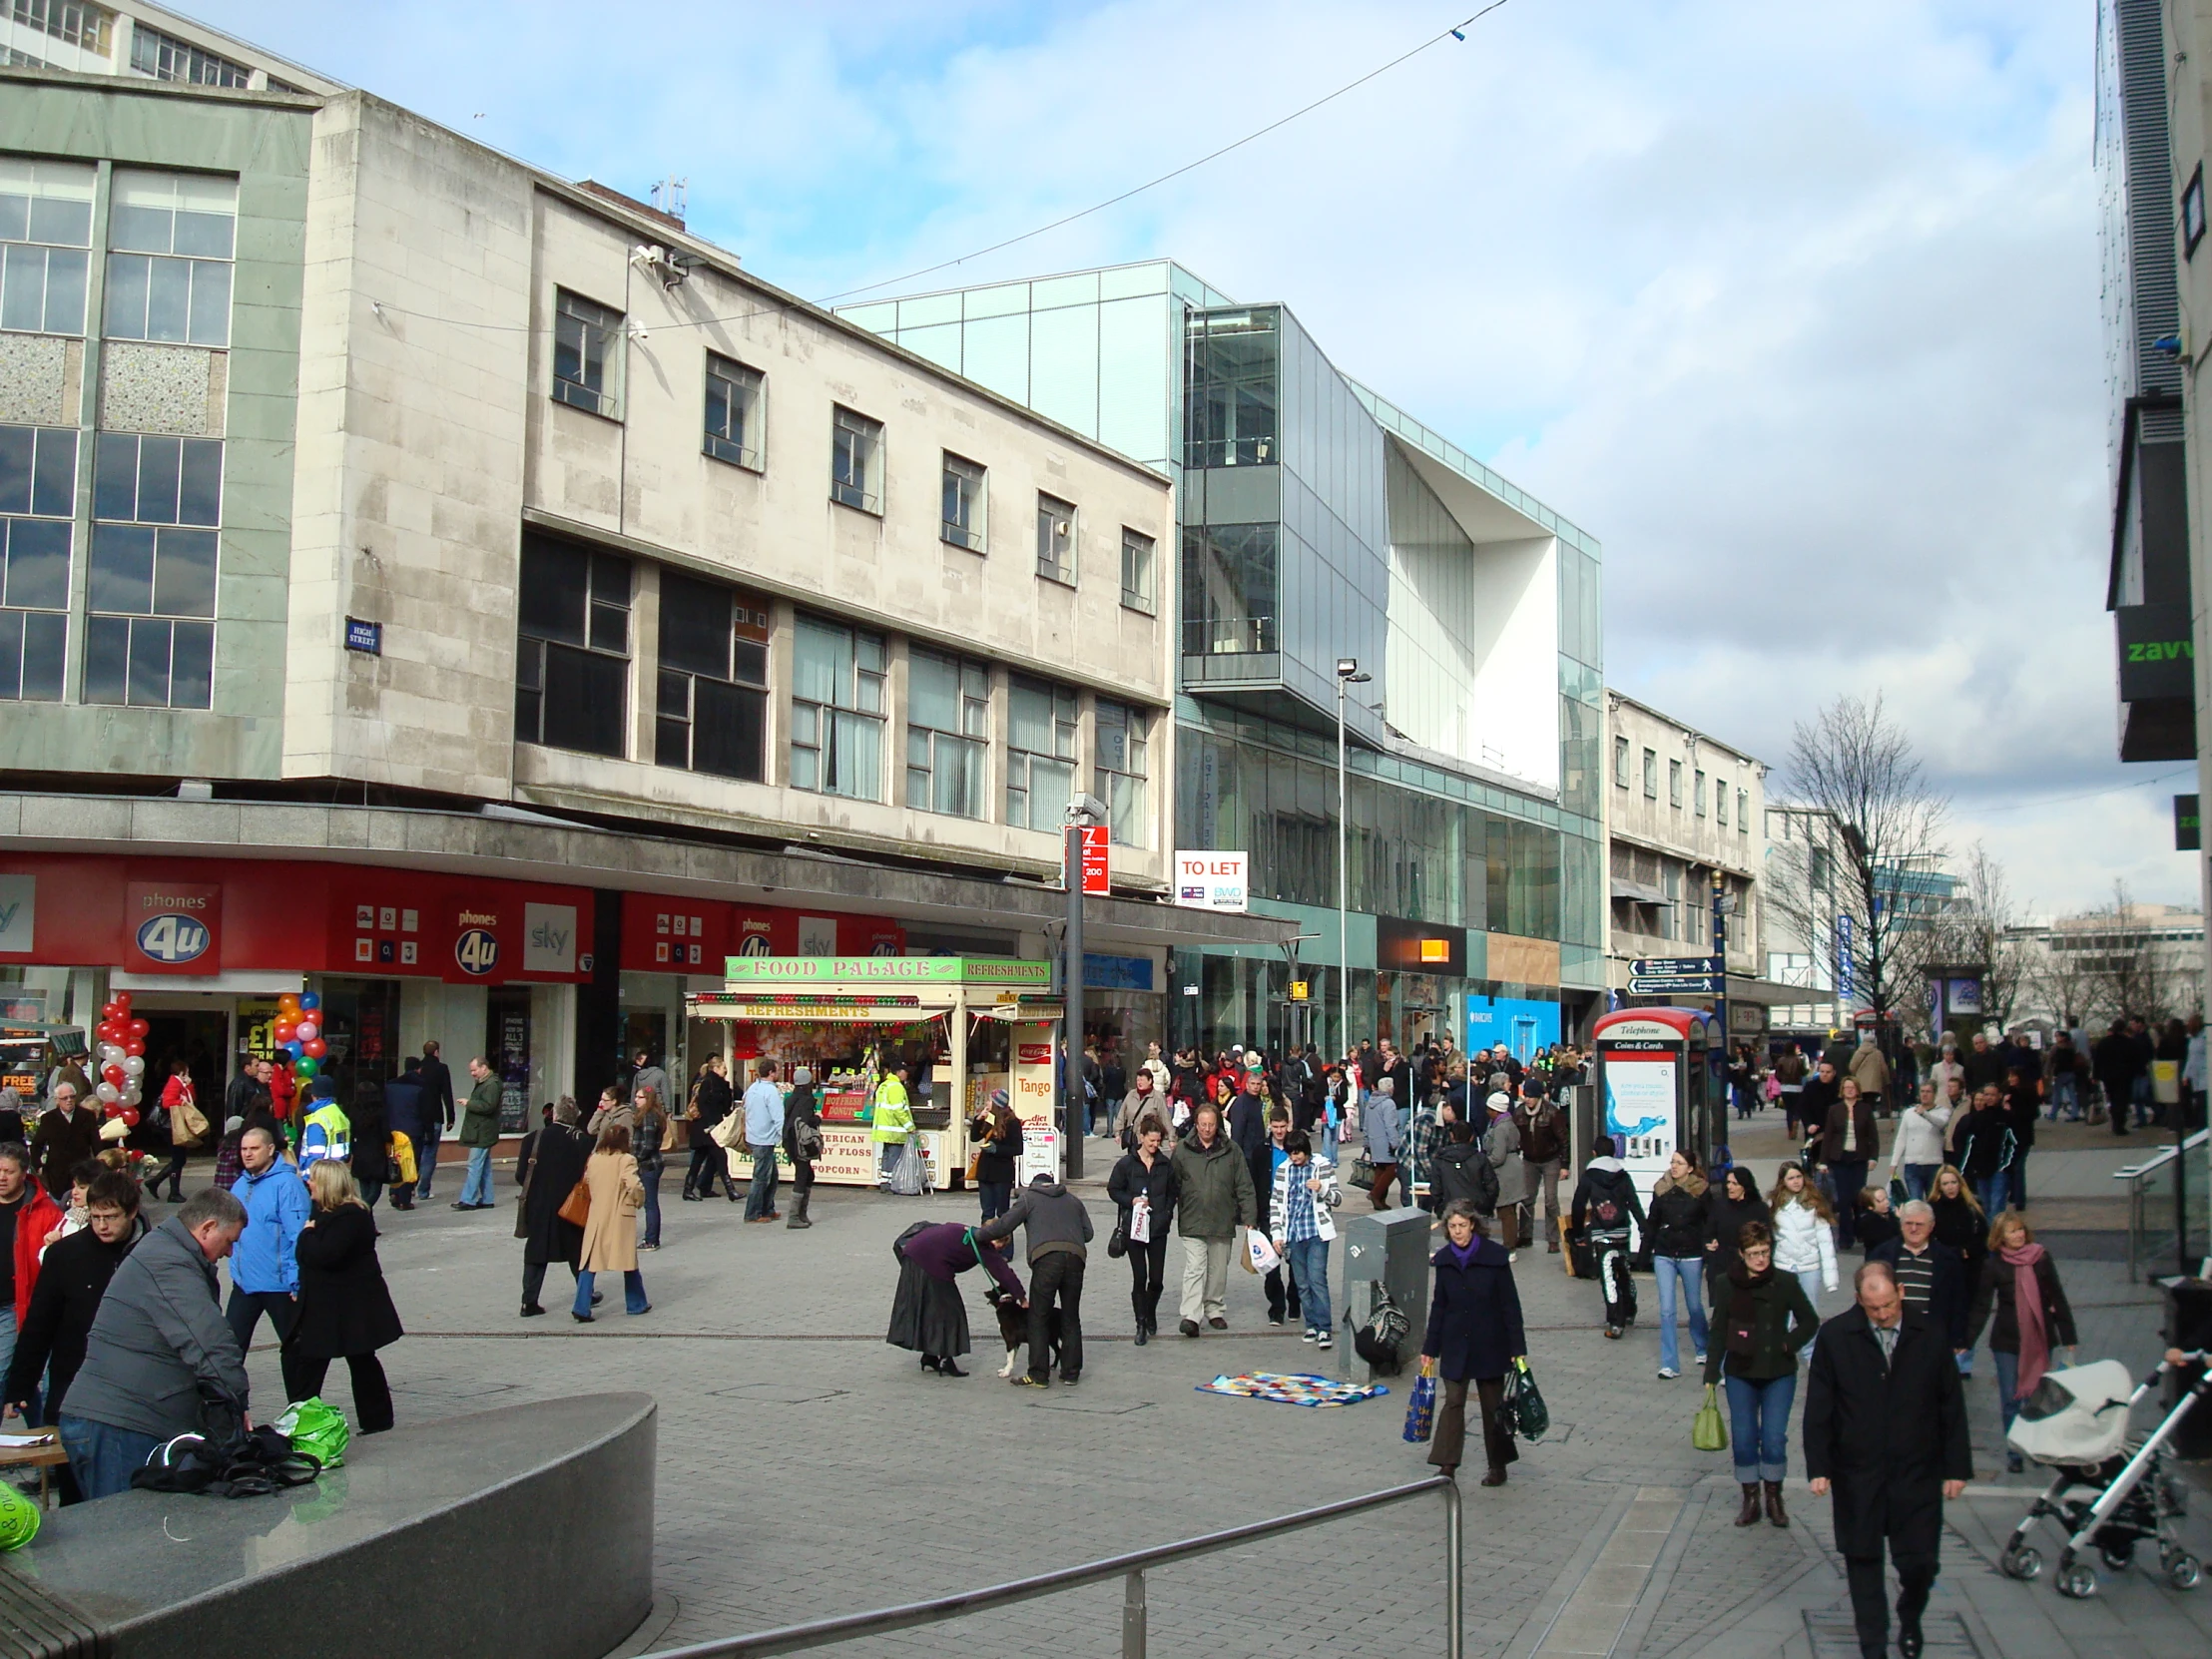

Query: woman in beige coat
573 1123 651 1323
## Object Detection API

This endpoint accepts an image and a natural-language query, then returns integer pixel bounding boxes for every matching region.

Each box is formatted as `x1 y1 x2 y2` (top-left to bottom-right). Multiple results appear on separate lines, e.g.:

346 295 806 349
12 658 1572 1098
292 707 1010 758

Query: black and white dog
984 1283 1065 1380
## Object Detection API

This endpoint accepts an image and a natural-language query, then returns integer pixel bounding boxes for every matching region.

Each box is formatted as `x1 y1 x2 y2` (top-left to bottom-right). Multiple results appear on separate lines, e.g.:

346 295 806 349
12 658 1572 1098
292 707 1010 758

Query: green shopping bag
275 1395 351 1470
1692 1383 1729 1452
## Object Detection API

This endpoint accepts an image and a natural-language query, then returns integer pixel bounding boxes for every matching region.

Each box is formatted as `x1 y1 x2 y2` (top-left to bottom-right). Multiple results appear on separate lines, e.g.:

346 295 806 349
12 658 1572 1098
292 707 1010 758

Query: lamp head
1336 658 1359 678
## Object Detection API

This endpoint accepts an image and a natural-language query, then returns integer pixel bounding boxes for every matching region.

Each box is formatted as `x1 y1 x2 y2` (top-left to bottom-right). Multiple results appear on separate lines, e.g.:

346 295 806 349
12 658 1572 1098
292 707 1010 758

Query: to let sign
1172 850 1249 913
1078 825 1111 895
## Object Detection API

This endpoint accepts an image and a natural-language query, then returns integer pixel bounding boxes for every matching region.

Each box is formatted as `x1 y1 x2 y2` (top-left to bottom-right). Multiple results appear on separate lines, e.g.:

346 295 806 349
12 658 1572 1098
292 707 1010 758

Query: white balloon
101 1044 125 1066
122 1055 145 1077
95 1082 120 1104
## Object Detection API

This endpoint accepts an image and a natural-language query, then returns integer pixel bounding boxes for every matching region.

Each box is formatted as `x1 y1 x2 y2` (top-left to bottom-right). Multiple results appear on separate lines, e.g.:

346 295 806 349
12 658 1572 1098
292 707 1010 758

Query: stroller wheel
2057 1560 2098 1599
2100 1543 2134 1572
1999 1544 2042 1581
2165 1552 2203 1592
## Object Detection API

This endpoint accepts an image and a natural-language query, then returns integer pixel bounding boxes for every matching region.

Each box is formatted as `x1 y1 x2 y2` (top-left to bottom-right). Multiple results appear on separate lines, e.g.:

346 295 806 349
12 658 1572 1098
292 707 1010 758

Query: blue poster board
1464 994 1560 1064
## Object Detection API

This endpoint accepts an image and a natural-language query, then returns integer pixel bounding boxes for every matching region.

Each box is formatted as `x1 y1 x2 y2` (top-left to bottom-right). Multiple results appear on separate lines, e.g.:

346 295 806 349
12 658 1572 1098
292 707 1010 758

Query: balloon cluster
91 991 147 1128
273 990 324 1081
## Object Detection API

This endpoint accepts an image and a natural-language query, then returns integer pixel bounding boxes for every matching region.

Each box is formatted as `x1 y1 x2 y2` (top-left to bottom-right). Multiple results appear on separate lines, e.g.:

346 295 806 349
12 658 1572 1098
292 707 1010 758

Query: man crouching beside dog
975 1171 1094 1386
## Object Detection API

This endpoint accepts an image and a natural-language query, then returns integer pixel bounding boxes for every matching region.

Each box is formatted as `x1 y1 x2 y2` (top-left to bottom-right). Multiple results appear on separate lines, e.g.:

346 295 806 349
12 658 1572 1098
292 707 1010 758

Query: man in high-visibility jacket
868 1063 914 1190
298 1079 351 1173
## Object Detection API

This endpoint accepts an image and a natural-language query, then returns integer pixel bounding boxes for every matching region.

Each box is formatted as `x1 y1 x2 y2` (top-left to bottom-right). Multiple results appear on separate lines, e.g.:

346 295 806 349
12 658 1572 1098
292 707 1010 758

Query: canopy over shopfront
686 957 1065 1189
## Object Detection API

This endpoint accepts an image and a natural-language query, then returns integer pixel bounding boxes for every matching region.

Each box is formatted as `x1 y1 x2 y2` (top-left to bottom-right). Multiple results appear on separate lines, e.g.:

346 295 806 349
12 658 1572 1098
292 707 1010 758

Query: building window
1185 307 1279 469
1036 492 1076 585
1095 699 1149 847
1007 675 1077 830
1641 747 1658 799
1668 759 1683 809
830 405 882 514
1737 789 1749 832
84 431 220 709
0 421 74 701
905 647 987 818
1612 735 1629 788
941 453 984 552
552 288 622 418
1120 527 1155 613
1693 769 1706 816
12 2 115 56
0 155 92 336
791 614 883 800
1715 777 1730 827
1182 522 1277 657
129 22 249 86
515 533 630 757
702 353 762 469
103 168 234 347
655 568 769 782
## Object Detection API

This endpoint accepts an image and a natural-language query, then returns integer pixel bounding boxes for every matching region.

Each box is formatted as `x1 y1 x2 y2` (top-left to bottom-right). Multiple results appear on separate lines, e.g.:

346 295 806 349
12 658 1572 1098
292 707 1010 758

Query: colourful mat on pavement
1195 1371 1389 1407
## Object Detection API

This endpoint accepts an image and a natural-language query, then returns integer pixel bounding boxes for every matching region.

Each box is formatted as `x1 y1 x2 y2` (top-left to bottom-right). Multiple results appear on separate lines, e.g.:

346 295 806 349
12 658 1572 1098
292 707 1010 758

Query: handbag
556 1177 592 1229
1402 1371 1437 1443
1692 1382 1729 1451
1107 1217 1128 1259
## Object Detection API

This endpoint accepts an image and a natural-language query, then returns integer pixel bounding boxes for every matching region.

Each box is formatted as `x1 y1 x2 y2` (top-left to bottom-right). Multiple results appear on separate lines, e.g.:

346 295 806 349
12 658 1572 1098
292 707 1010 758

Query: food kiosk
684 956 1064 1189
1589 1006 1723 1242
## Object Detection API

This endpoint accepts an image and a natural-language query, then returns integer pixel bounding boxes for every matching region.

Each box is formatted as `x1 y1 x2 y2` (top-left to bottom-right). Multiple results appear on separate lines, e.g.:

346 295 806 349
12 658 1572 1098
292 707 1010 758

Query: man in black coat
1804 1262 1971 1659
380 1061 424 1210
516 1103 591 1318
413 1041 456 1202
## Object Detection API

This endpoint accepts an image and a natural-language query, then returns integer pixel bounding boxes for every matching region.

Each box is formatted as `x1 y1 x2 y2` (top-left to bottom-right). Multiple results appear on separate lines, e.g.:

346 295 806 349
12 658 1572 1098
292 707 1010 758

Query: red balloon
95 1022 119 1044
127 1018 149 1040
112 992 132 1012
101 1063 125 1086
124 1039 145 1058
302 1038 327 1060
120 1107 140 1128
273 1019 297 1041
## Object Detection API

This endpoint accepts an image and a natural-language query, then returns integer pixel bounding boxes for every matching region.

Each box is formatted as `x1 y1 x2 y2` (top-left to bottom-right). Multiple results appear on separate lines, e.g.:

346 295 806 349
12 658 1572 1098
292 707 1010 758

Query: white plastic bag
888 1139 928 1196
1244 1226 1281 1275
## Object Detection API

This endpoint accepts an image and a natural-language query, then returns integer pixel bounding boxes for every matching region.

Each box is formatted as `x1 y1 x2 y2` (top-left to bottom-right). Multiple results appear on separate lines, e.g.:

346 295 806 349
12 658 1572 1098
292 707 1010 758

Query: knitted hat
989 1088 1009 1110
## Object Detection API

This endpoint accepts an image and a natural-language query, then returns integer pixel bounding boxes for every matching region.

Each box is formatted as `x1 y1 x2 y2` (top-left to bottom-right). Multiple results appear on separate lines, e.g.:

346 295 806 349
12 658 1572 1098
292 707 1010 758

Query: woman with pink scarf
1979 1212 2077 1473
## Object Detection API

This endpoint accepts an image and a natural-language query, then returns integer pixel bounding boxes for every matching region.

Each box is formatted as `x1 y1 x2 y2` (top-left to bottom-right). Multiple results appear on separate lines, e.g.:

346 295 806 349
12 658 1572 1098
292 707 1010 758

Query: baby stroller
1996 1351 2210 1599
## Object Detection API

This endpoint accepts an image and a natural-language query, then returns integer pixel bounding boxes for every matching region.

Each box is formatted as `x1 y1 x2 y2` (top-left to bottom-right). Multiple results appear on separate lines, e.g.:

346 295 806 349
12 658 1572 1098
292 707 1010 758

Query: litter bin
2166 1279 2212 1461
1343 1207 1431 1382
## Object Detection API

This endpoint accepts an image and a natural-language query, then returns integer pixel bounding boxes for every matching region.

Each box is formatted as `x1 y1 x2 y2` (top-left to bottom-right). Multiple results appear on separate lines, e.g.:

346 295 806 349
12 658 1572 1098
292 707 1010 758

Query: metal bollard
1443 1476 1462 1659
1122 1568 1146 1659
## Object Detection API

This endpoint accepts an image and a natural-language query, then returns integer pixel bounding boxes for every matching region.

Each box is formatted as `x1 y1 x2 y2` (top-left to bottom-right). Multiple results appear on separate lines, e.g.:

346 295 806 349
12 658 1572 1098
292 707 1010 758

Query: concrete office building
0 48 1289 1122
840 264 1606 1057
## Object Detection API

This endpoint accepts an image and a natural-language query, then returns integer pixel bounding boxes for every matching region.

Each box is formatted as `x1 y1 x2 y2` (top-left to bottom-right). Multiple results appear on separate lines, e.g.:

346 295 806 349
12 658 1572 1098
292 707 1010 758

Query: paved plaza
219 1120 2209 1659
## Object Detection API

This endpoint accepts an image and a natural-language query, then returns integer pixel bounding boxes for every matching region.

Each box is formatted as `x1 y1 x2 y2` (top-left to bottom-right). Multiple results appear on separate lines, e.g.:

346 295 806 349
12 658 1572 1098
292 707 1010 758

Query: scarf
1446 1239 1479 1270
2001 1240 2052 1395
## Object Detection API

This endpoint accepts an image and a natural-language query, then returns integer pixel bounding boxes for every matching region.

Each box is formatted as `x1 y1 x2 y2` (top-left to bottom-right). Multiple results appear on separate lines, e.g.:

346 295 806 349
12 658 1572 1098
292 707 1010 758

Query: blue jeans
1284 1236 1331 1336
1724 1372 1797 1482
58 1415 163 1501
1653 1256 1709 1373
459 1145 494 1206
1902 1164 1938 1202
574 1268 648 1317
414 1119 443 1198
745 1144 780 1219
978 1181 1012 1222
2132 1074 2154 1125
1973 1171 2010 1218
640 1164 662 1246
1994 1349 2026 1433
2048 1075 2078 1120
1795 1270 1825 1365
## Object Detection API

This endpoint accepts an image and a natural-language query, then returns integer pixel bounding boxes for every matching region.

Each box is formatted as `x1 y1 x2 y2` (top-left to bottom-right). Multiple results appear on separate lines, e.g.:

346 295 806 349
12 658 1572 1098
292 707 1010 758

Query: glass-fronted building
841 262 1605 1056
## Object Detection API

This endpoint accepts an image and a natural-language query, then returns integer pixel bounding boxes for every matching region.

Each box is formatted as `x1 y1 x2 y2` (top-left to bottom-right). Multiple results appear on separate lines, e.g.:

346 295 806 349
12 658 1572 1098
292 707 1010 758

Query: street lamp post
1336 659 1372 1061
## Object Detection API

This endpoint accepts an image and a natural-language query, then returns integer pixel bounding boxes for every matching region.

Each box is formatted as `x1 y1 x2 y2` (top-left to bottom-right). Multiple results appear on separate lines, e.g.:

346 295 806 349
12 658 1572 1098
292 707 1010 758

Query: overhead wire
1966 767 2194 814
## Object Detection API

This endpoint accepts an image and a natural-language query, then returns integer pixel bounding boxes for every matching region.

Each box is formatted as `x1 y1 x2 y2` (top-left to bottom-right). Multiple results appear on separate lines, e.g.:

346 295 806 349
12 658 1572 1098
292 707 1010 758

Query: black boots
1763 1480 1789 1528
1736 1483 1762 1526
785 1190 813 1229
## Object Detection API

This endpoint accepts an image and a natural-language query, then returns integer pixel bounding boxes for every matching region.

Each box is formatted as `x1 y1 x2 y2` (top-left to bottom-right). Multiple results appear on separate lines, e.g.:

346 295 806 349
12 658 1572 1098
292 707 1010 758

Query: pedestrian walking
1704 1222 1819 1527
1417 1201 1527 1486
886 1220 1025 1378
1511 1078 1567 1253
1848 1033 1891 1117
634 1086 669 1249
1928 1165 1987 1369
977 1171 1093 1387
1769 1162 1838 1357
147 1062 199 1201
30 1088 100 1204
1947 1084 2015 1217
1482 1091 1523 1251
1169 1102 1257 1337
1111 1069 1166 1152
740 1061 785 1224
1889 1082 1950 1203
1822 1077 1880 1240
517 1097 592 1317
1804 1263 1972 1659
1363 1077 1403 1208
452 1055 502 1210
1427 1117 1499 1218
1569 1136 1645 1339
347 1079 388 1210
1106 1122 1177 1344
1269 1130 1340 1350
2001 1065 2038 1210
1704 1165 1771 1307
783 1067 822 1230
683 1055 737 1202
1972 1211 2077 1472
288 1159 402 1433
1648 1148 1713 1381
572 1124 649 1323
1868 1200 1968 1360
381 1058 424 1211
413 1041 455 1202
227 1124 311 1399
1250 1108 1304 1327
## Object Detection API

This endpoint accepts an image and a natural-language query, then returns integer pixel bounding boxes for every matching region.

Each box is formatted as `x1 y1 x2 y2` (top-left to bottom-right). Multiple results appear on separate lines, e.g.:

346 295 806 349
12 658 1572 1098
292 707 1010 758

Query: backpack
1589 1178 1625 1229
1354 1289 1411 1375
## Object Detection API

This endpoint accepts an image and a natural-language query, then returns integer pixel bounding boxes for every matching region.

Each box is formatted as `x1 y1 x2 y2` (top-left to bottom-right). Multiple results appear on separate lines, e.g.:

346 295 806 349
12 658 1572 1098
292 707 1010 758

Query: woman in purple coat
1418 1200 1529 1486
886 1220 1024 1378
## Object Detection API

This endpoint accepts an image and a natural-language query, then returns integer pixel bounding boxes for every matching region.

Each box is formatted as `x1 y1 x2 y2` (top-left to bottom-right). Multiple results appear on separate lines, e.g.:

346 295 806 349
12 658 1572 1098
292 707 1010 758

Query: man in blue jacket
227 1124 310 1399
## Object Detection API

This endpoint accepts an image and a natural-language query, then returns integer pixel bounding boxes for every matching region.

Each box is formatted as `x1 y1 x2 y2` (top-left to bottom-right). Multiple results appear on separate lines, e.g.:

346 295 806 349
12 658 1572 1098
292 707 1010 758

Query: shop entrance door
486 988 532 1135
317 979 403 1107
142 1009 228 1104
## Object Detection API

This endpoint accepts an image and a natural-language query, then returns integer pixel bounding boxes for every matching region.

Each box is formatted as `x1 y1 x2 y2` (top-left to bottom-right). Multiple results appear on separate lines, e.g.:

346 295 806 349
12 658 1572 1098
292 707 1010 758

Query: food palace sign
720 955 1052 985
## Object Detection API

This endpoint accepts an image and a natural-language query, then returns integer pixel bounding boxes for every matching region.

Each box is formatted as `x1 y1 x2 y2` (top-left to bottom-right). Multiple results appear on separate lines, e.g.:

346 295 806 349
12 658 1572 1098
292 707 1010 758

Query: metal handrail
2114 1127 2209 1281
639 1474 1461 1659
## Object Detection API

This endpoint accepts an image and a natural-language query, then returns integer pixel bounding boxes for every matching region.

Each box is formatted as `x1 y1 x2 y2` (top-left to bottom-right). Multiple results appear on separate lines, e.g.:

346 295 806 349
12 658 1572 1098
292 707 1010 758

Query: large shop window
656 568 770 782
791 613 883 800
0 155 92 336
104 169 236 348
516 533 631 757
0 422 74 701
1094 699 1148 847
1007 675 1077 831
85 431 220 708
906 646 988 819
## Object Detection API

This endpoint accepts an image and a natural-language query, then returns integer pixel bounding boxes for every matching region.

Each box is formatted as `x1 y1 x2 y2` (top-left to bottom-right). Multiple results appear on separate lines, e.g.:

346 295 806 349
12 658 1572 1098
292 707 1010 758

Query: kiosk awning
686 990 949 1022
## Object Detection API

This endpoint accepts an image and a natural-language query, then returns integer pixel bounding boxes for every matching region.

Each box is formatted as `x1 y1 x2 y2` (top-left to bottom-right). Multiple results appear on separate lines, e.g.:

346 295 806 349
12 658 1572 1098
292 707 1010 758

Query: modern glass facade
841 261 1605 1049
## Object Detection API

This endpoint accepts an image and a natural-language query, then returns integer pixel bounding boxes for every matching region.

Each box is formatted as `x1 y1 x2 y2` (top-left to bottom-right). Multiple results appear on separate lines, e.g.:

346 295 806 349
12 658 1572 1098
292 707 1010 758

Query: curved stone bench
0 1391 655 1659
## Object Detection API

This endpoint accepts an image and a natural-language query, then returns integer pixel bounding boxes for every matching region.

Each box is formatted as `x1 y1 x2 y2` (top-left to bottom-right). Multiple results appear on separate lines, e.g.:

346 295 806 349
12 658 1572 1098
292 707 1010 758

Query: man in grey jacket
59 1187 250 1500
976 1173 1094 1387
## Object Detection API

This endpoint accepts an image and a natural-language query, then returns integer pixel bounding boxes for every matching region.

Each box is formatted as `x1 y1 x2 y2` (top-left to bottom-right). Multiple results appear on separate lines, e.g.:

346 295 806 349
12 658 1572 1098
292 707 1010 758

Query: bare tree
1928 841 2034 1029
1767 695 1948 1048
2081 880 2180 1024
2027 920 2099 1030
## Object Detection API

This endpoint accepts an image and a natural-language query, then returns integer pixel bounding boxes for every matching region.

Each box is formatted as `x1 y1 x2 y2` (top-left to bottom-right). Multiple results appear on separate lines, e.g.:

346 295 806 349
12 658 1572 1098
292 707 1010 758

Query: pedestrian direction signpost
1627 954 1721 997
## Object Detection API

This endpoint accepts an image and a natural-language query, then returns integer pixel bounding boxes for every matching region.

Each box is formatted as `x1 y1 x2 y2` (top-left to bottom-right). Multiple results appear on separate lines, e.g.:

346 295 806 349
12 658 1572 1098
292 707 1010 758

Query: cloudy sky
199 0 2189 918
